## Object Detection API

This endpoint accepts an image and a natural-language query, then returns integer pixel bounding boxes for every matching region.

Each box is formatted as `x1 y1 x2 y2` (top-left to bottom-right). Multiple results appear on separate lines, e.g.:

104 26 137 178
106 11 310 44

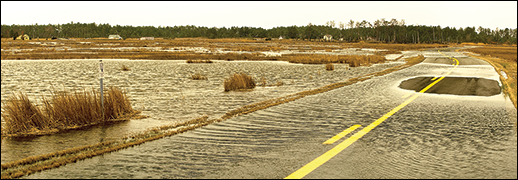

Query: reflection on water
399 76 501 96
1 59 403 164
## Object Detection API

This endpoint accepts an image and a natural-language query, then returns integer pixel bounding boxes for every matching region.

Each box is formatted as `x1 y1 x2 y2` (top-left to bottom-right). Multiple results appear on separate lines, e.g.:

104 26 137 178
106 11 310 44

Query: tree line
1 19 516 44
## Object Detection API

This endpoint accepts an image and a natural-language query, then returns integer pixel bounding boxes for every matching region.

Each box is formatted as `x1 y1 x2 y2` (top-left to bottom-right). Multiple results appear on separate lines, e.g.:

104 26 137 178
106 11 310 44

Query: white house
108 35 122 40
323 34 333 41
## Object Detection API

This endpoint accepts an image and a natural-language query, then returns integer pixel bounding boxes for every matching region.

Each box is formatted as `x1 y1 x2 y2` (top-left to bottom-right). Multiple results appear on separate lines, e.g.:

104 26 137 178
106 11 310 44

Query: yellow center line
323 125 361 144
401 92 414 98
285 50 459 179
431 77 438 81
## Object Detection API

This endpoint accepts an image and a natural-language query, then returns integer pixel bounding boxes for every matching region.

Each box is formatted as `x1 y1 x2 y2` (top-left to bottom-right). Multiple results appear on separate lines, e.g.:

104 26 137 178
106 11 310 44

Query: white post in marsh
99 60 104 121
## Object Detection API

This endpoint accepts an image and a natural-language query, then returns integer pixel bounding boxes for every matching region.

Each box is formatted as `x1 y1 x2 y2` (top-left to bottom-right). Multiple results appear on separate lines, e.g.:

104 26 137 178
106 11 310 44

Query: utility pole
99 60 104 122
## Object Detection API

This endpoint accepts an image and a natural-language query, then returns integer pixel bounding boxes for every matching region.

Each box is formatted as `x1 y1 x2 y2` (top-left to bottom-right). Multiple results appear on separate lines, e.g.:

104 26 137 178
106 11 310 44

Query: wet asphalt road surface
23 49 517 179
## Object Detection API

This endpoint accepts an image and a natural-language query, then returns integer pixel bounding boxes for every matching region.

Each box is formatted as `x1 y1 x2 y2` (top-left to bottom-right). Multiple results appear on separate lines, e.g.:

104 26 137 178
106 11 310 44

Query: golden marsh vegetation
1 86 144 137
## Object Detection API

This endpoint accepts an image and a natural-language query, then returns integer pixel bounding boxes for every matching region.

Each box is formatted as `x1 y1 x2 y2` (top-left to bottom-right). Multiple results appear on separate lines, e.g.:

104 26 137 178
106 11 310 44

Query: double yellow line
285 50 459 179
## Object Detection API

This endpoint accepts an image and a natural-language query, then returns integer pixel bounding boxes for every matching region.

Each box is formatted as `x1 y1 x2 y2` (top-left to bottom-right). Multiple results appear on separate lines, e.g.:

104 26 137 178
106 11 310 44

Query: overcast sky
2 1 517 31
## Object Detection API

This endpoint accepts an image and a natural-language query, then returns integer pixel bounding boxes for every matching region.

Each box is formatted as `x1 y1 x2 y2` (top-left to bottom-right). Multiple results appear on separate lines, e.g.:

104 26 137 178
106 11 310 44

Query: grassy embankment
460 45 517 109
1 86 145 138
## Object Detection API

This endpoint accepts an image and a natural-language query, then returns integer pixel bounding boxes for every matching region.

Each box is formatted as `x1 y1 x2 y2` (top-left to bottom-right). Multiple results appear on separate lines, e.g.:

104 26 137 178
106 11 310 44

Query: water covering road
13 48 518 178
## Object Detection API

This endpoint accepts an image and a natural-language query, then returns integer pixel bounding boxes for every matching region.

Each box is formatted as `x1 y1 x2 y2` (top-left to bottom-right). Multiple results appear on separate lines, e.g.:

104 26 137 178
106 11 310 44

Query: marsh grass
325 63 334 71
462 46 517 109
281 54 386 67
224 73 256 91
464 46 517 62
191 73 208 80
1 86 140 137
120 65 130 71
186 59 213 63
260 77 267 87
275 80 284 86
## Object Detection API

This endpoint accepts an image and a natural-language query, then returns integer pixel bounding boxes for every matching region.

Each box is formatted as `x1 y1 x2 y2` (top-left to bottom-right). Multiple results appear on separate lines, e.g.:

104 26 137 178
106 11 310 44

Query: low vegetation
463 46 517 62
325 63 334 71
1 86 143 137
282 54 386 67
191 73 208 80
223 73 256 91
120 65 130 71
186 59 213 63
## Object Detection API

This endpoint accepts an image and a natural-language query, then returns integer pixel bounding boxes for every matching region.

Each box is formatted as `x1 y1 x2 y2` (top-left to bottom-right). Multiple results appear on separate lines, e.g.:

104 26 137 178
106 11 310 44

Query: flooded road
1 54 408 163
2 49 517 178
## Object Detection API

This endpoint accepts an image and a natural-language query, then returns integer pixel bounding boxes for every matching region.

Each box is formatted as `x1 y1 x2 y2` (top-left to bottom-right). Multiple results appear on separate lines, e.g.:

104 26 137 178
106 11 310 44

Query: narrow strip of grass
186 59 213 63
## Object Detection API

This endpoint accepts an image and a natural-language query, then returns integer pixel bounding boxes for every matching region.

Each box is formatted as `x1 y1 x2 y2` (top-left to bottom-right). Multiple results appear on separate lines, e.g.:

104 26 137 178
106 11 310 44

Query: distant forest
2 19 516 44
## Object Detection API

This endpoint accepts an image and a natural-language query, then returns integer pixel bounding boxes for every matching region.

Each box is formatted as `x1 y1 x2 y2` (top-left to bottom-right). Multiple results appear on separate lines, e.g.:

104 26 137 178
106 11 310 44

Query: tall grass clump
223 73 256 91
1 92 51 135
1 86 139 137
191 73 208 80
121 65 130 71
325 63 334 71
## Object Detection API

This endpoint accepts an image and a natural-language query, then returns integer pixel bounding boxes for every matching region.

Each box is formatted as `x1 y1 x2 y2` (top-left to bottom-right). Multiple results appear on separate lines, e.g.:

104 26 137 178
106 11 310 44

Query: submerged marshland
1 51 422 165
0 38 465 178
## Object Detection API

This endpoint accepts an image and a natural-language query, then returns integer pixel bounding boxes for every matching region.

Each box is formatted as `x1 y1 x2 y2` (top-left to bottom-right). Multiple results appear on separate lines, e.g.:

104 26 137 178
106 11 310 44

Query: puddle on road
399 76 501 96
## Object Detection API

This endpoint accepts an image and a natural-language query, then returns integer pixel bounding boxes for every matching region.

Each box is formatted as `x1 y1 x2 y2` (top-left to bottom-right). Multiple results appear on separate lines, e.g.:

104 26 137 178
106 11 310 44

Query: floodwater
1 55 407 164
2 49 516 178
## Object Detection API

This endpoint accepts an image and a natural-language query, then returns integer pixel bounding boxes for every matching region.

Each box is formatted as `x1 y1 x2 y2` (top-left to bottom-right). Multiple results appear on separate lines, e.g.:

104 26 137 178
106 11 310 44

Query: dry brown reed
275 80 284 86
1 86 139 137
281 54 386 67
191 73 208 80
223 73 256 91
325 63 334 71
260 77 267 87
121 65 130 71
464 46 517 62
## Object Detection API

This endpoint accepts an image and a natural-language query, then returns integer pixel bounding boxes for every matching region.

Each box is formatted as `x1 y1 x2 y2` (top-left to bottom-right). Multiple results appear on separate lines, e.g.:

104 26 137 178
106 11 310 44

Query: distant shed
108 35 122 40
